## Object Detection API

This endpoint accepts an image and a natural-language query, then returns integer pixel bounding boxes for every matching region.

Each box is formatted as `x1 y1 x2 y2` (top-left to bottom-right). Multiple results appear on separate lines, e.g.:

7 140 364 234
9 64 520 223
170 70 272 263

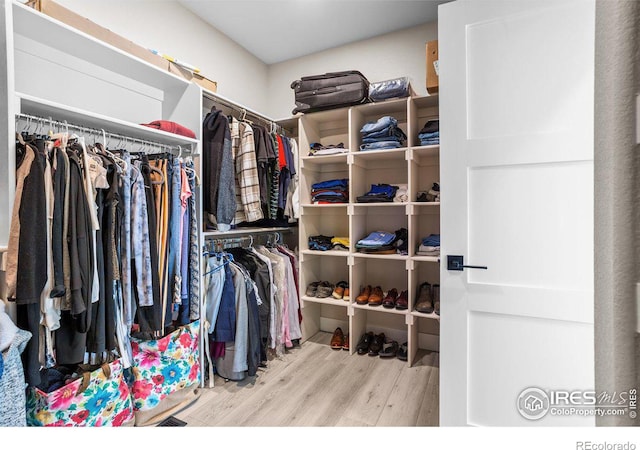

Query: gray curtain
594 0 640 427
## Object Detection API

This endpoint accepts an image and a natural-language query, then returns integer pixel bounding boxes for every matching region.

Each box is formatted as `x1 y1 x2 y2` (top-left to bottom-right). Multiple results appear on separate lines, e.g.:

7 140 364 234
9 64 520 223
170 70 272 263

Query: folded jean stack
359 115 407 151
309 235 350 252
418 119 439 146
417 234 440 257
308 142 348 157
356 228 408 255
311 178 349 204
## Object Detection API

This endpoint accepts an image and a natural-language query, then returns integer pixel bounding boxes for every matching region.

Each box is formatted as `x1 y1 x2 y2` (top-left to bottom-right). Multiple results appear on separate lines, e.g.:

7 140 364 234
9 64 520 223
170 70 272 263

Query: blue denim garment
356 231 396 247
361 126 396 140
422 234 441 247
360 116 397 134
311 178 349 190
418 131 439 139
120 151 133 327
165 158 182 328
213 263 237 343
367 184 397 196
359 141 403 151
362 135 404 145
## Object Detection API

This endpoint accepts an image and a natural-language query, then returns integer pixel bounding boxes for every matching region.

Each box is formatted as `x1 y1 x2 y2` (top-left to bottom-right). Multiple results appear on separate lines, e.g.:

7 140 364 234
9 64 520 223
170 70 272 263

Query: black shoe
368 333 386 356
396 342 408 361
379 339 399 358
356 332 374 355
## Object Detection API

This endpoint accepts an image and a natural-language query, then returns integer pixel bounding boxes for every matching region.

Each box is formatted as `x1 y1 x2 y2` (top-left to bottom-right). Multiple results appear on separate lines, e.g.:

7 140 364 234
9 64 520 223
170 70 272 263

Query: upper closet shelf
17 93 199 148
12 1 189 92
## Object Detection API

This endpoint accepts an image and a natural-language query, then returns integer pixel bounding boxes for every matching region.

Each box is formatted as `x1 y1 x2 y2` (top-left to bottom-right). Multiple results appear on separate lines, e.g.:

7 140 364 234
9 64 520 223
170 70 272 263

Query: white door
439 0 595 426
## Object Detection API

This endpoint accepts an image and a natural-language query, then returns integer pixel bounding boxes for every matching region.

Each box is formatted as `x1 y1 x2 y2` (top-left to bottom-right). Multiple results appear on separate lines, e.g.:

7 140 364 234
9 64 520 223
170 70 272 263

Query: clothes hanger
100 129 128 173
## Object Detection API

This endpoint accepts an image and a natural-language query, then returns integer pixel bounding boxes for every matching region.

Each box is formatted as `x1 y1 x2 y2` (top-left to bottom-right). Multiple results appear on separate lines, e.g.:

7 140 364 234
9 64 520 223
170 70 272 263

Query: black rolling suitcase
291 70 370 115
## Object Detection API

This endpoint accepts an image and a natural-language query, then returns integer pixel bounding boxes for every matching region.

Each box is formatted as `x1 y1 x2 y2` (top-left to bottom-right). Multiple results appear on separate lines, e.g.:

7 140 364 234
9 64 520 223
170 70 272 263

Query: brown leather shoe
332 281 348 299
395 290 409 310
356 285 372 305
415 282 434 314
330 327 344 350
382 288 398 308
368 286 384 306
342 334 349 351
343 288 350 301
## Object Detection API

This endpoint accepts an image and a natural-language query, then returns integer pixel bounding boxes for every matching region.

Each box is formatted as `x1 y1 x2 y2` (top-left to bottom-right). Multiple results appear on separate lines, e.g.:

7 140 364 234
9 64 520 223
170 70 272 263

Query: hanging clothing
203 107 235 230
235 120 264 223
8 124 201 388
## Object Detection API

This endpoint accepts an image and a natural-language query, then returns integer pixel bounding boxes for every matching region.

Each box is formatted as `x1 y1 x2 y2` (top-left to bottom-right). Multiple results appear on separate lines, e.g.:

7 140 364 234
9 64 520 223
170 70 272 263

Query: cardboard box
167 62 218 93
426 40 439 94
25 0 217 92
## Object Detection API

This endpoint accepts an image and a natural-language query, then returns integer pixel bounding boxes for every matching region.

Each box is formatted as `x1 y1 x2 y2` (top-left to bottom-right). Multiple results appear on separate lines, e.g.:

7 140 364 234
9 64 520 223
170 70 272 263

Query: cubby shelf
289 95 441 367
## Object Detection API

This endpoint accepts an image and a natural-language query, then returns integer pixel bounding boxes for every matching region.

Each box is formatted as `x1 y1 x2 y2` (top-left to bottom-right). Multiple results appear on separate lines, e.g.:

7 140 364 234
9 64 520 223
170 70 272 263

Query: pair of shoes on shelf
332 281 350 301
306 281 335 298
330 327 349 351
382 289 409 310
415 282 440 315
356 285 384 306
355 331 387 356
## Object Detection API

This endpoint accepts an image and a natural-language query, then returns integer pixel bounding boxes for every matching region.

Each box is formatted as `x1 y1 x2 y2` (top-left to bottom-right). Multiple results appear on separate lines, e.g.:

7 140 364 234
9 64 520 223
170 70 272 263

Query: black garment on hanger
134 155 163 333
13 143 47 305
56 148 93 366
203 107 231 218
252 125 270 217
50 145 67 298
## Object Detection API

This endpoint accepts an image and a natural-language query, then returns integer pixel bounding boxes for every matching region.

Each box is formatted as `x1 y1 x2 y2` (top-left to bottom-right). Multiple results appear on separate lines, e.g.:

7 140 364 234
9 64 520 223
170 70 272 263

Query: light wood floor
174 331 439 427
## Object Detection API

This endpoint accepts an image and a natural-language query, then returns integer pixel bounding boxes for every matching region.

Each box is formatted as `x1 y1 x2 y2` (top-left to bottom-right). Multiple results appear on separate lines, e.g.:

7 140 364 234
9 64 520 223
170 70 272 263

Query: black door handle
447 255 488 271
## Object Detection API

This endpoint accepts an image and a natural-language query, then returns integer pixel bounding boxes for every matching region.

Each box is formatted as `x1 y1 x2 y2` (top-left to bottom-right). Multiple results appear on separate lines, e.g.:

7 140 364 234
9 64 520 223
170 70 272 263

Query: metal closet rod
203 92 288 135
15 112 192 154
204 230 288 251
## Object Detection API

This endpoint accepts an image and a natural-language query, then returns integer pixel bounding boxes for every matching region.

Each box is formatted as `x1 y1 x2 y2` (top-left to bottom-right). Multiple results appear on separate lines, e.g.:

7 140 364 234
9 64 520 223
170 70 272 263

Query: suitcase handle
299 70 365 81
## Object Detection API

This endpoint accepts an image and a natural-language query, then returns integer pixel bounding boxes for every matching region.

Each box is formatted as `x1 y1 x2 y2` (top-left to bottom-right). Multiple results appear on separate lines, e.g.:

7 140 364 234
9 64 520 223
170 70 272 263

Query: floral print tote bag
25 359 134 427
130 320 200 426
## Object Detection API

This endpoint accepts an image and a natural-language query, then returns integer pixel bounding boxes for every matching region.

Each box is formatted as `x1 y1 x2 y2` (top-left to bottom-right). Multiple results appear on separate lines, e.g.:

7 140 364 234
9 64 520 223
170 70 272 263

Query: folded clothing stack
359 115 407 151
369 77 411 102
140 120 197 139
356 184 399 203
417 234 440 256
308 142 348 157
311 178 349 204
418 119 439 146
356 228 408 255
331 237 350 251
309 235 333 251
417 182 440 202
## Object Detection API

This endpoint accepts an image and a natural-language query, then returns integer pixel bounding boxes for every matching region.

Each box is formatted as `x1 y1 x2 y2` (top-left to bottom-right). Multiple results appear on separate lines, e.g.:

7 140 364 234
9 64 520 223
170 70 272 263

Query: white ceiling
178 0 449 64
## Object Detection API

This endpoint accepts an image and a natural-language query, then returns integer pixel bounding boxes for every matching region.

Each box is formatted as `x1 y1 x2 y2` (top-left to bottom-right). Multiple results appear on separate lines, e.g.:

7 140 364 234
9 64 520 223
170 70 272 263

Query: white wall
266 22 438 119
51 1 436 119
54 0 270 113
